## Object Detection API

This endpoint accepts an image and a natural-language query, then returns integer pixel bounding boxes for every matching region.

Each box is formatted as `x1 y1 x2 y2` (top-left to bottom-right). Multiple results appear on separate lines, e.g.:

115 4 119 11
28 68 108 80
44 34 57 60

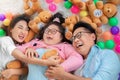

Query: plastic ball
3 19 10 26
64 1 72 9
0 28 6 37
79 10 88 17
113 35 120 44
46 0 53 3
97 41 105 49
105 40 115 49
110 26 119 35
5 12 13 20
70 5 80 14
101 31 113 41
49 3 57 12
0 14 5 21
108 17 118 26
93 0 99 4
115 44 120 54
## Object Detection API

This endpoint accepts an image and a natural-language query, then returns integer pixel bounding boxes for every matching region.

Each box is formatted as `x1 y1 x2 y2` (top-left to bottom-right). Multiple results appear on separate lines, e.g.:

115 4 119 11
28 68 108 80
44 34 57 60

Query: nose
74 38 80 43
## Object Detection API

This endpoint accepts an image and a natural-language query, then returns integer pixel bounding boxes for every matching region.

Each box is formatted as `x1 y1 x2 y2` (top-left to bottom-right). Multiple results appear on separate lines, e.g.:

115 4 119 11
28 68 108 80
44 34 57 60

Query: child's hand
25 48 39 58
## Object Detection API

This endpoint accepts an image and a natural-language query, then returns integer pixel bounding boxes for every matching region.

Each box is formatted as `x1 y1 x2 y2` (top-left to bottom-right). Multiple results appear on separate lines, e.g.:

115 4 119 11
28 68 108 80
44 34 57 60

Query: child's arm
60 43 83 72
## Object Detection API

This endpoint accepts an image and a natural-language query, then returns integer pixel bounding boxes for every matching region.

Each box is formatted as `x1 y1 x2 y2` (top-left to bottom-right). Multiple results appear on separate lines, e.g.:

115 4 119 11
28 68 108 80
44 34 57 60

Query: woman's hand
25 48 38 58
45 65 65 79
1 69 15 79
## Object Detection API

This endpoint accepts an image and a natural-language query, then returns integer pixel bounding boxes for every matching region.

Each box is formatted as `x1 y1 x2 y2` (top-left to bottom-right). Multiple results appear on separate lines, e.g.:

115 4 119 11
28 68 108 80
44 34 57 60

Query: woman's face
10 20 29 43
43 24 62 45
72 27 95 58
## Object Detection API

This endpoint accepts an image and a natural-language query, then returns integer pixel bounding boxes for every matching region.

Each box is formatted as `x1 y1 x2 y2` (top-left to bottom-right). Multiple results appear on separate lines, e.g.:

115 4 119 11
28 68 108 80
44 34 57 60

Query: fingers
25 49 38 58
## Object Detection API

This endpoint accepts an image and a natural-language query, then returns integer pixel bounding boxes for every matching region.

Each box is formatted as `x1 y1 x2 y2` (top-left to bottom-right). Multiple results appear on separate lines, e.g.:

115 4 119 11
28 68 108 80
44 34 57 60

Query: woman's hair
2 14 30 36
49 12 65 24
37 21 71 43
72 21 97 43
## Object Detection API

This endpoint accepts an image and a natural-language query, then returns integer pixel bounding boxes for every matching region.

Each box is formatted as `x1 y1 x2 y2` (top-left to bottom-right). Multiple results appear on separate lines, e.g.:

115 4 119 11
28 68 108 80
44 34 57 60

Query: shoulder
0 36 13 43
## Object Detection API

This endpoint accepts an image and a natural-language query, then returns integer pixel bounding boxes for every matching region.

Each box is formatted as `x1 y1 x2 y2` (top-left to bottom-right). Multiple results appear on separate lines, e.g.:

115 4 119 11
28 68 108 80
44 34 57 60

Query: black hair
49 12 65 24
37 21 71 44
2 14 30 36
72 21 97 43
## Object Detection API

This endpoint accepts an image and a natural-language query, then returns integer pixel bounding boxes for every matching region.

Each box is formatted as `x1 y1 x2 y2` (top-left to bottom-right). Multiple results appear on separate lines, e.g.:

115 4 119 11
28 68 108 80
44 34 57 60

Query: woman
45 21 120 80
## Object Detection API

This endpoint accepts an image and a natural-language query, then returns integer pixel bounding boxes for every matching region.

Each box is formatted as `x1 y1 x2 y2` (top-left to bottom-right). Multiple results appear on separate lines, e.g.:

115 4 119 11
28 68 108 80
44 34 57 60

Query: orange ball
101 31 113 41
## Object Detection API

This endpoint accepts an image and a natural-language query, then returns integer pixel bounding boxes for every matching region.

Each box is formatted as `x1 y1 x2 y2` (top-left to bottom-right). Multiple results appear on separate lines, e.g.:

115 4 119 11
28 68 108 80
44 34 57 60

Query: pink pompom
115 44 120 54
114 35 120 44
46 0 53 3
49 3 57 12
70 5 80 14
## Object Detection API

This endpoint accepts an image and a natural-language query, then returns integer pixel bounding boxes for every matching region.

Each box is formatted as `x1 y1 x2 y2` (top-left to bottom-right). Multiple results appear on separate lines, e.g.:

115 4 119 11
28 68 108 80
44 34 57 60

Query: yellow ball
79 10 88 17
3 19 10 26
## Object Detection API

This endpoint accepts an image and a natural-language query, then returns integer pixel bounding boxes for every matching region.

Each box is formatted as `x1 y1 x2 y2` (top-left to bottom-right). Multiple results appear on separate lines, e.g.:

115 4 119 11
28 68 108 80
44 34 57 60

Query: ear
91 33 96 41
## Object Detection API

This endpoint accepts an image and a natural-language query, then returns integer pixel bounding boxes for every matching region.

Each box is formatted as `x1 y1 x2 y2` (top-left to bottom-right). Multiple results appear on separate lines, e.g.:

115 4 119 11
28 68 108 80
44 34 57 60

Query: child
17 13 83 80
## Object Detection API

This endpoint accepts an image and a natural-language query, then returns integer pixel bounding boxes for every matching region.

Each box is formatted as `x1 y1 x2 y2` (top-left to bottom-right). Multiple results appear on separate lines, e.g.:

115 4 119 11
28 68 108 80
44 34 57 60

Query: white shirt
0 36 16 72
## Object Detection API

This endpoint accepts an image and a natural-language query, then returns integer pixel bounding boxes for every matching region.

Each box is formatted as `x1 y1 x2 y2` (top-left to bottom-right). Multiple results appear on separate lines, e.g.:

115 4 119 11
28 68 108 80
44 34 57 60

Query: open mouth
76 43 83 48
18 35 25 40
47 36 53 40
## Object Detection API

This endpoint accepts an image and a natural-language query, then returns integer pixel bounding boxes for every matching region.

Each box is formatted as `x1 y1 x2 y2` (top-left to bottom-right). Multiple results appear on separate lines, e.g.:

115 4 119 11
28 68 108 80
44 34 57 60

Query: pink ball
46 0 53 3
70 5 80 14
114 35 120 44
115 44 120 54
49 3 57 12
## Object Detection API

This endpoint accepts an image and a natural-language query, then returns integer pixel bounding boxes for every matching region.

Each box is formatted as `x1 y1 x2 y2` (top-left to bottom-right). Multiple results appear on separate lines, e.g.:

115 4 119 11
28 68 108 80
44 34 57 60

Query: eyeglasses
44 28 60 35
72 31 91 41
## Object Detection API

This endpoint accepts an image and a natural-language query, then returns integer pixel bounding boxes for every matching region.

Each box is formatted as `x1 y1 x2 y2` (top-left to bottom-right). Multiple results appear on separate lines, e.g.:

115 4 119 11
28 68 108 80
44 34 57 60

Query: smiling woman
0 14 30 80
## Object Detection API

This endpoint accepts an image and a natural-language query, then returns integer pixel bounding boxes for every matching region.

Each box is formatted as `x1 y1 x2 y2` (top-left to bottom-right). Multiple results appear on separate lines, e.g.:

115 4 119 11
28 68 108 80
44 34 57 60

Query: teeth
76 43 83 48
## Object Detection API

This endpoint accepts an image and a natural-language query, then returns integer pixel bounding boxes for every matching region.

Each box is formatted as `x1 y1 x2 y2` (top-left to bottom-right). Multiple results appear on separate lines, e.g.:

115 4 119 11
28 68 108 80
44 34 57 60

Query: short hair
72 21 97 43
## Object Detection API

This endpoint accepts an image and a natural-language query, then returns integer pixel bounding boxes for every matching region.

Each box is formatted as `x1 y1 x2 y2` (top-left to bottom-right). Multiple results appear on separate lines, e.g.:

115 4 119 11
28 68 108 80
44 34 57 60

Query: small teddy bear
23 0 43 16
6 60 22 80
62 15 79 40
24 10 52 42
70 0 87 10
86 0 117 27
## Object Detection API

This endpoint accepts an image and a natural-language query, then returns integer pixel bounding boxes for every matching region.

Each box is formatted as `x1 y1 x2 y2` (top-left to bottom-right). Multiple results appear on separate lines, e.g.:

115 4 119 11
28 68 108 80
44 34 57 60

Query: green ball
93 0 99 4
97 41 105 49
105 40 115 49
108 17 118 26
0 28 6 37
64 1 72 9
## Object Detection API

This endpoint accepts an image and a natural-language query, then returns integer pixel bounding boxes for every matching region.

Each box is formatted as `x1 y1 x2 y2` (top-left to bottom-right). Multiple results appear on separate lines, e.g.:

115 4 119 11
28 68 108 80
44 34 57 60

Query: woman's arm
45 65 91 80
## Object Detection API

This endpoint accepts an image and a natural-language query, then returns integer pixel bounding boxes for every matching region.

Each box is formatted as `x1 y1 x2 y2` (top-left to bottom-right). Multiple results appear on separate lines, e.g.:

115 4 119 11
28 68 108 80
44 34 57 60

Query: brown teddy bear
24 10 52 42
106 0 120 5
23 0 43 16
70 0 87 10
86 0 117 26
42 49 64 63
62 15 79 40
6 60 22 80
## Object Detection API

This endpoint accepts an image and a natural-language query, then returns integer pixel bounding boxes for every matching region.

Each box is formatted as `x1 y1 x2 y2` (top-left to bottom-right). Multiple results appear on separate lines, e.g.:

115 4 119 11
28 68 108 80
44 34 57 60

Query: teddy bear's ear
106 0 120 5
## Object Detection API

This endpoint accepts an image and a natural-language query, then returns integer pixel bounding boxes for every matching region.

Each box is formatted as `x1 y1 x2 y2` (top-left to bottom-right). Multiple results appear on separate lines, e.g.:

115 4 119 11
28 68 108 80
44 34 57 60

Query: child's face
43 24 62 45
10 20 29 43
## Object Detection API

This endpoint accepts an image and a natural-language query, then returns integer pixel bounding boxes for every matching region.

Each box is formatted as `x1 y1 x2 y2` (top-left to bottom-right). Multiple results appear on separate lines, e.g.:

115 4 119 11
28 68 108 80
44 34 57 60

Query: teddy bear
42 49 64 63
24 10 52 42
6 60 22 80
106 0 120 5
86 0 117 27
62 15 79 40
23 0 43 16
70 0 87 10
